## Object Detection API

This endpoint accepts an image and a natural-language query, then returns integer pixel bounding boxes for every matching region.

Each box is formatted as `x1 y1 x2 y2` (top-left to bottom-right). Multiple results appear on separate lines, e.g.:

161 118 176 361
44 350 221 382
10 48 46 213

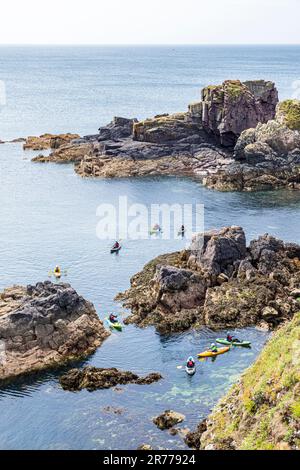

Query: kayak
198 347 230 358
216 338 251 347
186 366 196 376
106 318 123 331
150 229 162 235
111 245 121 254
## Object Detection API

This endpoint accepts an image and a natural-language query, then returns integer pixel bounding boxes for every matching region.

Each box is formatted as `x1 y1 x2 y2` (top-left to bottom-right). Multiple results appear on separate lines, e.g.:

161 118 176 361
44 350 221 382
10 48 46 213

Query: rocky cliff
30 80 296 193
204 99 300 191
0 281 109 380
117 227 300 333
198 313 300 450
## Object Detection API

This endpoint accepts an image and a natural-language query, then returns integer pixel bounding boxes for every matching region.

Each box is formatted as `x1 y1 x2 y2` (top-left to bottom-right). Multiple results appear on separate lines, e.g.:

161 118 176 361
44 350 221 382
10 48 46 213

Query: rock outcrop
192 80 278 147
59 366 162 392
153 410 185 430
117 227 300 333
0 281 109 380
23 133 80 151
31 80 288 192
204 99 300 191
199 313 300 450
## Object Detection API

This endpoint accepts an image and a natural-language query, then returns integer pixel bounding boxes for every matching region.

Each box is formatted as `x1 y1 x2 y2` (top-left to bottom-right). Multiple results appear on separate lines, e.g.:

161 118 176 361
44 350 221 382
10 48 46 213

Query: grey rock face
0 281 110 380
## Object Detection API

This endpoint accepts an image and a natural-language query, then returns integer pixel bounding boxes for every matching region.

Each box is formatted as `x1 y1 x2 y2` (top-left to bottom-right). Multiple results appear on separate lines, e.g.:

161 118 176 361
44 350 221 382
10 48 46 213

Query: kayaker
226 332 234 342
109 313 118 324
181 225 185 233
209 343 218 353
113 241 120 250
54 265 61 274
153 224 161 231
226 332 240 343
186 357 195 368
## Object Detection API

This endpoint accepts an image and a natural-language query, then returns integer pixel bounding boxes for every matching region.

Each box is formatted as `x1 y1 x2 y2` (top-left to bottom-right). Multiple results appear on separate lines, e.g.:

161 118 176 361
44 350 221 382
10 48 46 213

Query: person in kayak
180 225 185 234
226 332 240 343
153 224 161 232
209 343 218 353
54 265 61 274
112 241 120 250
186 356 195 368
109 313 118 324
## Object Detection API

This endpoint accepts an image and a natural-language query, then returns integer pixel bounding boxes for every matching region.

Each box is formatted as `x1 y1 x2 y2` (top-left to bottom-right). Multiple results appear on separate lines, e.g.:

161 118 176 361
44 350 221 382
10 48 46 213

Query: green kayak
216 338 251 347
106 318 123 332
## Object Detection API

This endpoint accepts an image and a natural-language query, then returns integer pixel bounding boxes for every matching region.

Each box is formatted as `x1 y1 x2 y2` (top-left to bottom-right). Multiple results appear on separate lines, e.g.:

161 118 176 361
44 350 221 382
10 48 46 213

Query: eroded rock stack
117 227 300 333
0 281 110 380
204 99 300 191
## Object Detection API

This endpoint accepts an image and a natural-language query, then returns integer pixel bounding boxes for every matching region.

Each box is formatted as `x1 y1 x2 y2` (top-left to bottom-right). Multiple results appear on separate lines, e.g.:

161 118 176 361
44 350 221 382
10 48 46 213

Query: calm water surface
0 46 300 449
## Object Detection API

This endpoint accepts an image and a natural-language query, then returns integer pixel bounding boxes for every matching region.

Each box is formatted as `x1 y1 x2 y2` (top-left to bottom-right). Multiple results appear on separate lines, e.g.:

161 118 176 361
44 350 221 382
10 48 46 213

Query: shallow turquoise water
0 46 300 449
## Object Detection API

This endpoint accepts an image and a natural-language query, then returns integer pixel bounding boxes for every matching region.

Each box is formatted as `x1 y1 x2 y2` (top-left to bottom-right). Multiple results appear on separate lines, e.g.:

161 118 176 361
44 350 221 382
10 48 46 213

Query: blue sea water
1 45 300 140
0 46 299 450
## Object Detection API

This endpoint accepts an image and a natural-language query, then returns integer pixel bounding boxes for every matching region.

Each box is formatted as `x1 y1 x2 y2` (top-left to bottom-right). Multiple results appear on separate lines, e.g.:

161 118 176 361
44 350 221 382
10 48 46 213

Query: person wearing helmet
186 356 195 368
109 313 118 324
210 343 218 353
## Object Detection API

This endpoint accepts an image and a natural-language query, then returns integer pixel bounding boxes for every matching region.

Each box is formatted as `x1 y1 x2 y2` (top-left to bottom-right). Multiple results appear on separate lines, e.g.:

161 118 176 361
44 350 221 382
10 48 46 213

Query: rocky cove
1 49 300 449
28 79 300 192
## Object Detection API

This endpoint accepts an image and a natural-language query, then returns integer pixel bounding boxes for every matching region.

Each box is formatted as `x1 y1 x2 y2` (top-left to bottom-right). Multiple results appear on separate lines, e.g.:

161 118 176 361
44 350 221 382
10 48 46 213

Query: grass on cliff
278 100 300 131
202 313 300 450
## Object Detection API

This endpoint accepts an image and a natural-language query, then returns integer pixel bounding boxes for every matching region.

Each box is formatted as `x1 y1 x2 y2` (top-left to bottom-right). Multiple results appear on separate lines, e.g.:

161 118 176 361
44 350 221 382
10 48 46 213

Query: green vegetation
225 80 245 100
277 100 300 131
201 313 300 450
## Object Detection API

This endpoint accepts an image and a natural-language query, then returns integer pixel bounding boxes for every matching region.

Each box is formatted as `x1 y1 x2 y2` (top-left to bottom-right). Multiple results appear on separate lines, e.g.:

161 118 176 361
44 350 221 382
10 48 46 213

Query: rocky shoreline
0 281 110 381
117 226 300 333
192 313 300 450
28 80 300 192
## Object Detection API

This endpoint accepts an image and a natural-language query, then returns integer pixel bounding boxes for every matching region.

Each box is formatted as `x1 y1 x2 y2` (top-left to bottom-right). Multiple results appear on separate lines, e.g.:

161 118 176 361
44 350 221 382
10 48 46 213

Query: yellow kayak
198 347 230 358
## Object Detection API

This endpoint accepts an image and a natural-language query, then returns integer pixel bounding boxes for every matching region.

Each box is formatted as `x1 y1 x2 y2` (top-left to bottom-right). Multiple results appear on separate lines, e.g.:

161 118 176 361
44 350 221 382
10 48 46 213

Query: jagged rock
203 99 300 191
184 419 207 449
153 410 185 430
0 282 110 381
118 227 300 332
23 133 79 151
59 366 162 392
198 80 278 147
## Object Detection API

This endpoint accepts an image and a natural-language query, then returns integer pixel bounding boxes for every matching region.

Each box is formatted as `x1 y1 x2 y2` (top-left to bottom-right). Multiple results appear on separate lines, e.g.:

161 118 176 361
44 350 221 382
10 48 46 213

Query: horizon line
0 43 300 47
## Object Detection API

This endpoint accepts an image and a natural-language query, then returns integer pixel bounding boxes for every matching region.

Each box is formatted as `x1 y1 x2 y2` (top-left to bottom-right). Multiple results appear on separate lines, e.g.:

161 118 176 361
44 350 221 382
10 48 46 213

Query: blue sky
0 0 299 45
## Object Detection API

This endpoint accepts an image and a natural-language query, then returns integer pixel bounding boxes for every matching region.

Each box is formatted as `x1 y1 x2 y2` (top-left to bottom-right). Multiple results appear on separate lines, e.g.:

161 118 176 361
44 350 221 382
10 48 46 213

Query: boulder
0 282 109 380
153 410 185 430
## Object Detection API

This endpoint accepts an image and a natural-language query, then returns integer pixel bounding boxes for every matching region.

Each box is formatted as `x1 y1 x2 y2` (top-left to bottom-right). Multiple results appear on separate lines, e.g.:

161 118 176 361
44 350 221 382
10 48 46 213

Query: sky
0 0 299 45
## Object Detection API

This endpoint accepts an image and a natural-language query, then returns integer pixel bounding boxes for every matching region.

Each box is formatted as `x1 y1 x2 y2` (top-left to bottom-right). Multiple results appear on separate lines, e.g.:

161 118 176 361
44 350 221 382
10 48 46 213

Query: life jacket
187 361 194 368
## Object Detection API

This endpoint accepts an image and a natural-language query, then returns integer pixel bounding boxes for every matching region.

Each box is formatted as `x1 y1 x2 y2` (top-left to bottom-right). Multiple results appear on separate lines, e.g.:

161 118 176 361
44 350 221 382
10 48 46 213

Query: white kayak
186 366 196 376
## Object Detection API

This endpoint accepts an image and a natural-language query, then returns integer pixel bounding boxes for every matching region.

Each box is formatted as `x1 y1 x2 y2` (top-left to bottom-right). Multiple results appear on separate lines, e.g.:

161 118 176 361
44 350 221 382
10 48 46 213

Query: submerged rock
59 366 162 392
118 227 300 332
153 410 185 430
0 282 110 380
